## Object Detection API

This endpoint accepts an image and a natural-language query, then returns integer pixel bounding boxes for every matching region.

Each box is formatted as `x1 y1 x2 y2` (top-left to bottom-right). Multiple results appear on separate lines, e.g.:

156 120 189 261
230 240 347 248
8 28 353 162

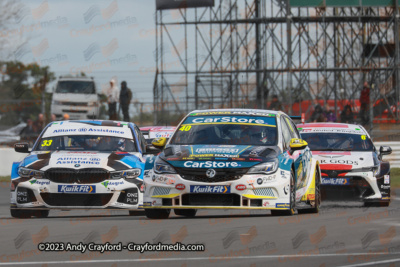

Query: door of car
281 116 309 190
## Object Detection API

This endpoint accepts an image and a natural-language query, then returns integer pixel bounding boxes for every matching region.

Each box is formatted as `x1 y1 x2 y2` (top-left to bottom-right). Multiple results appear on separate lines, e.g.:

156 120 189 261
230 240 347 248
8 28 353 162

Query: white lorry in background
51 77 100 120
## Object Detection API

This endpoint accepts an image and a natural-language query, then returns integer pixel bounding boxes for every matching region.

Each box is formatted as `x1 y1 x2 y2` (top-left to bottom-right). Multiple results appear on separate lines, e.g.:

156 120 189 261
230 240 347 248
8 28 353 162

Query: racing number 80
179 125 191 131
41 140 53 146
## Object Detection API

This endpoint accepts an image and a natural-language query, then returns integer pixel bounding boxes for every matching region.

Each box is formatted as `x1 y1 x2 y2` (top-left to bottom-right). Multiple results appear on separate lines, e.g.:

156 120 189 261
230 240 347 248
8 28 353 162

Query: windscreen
170 115 277 146
301 133 374 151
34 135 137 152
55 81 95 94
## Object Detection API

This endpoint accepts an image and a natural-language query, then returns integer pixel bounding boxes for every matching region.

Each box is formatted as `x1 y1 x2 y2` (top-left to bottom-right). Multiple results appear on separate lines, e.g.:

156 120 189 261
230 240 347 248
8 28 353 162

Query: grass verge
0 176 10 182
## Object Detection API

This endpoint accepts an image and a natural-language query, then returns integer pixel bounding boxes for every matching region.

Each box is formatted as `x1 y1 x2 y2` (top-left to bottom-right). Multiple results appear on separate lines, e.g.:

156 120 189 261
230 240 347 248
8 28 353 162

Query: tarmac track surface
0 185 399 267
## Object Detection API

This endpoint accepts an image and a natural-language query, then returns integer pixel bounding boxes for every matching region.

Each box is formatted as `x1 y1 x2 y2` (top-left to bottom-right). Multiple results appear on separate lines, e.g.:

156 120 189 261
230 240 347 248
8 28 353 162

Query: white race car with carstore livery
11 120 151 218
143 109 322 219
298 123 392 206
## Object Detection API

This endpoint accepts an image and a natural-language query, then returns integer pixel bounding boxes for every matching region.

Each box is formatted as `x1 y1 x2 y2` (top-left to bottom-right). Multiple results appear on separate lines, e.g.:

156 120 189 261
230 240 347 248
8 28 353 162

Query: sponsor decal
190 154 214 157
58 185 96 193
256 175 276 184
29 179 50 185
143 202 152 206
183 161 239 168
126 191 138 204
101 181 124 188
56 157 101 165
215 154 240 158
320 159 358 165
381 196 390 200
175 184 185 190
187 116 275 126
53 128 125 135
52 129 77 133
190 111 275 117
276 203 290 208
215 157 228 160
384 175 390 184
321 178 349 185
153 175 175 185
235 184 246 191
195 148 239 154
380 185 390 190
190 185 230 193
283 184 289 195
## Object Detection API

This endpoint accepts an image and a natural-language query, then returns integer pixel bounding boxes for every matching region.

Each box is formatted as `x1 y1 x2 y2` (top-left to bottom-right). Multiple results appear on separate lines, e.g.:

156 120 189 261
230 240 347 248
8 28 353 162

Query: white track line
0 252 399 265
337 258 400 267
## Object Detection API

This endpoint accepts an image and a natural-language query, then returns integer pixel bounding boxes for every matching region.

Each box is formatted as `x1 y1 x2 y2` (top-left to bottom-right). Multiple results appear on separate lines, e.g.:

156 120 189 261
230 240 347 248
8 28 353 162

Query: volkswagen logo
74 164 80 168
206 169 216 178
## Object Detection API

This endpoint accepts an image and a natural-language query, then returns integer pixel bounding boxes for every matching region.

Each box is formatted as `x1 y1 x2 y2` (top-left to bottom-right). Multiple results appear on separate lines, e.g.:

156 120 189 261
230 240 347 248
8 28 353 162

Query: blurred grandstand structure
153 0 400 126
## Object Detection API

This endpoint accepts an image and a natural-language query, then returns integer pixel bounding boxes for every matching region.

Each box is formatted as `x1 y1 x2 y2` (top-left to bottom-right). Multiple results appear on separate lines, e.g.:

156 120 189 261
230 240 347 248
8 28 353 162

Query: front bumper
143 169 292 210
320 171 390 202
11 178 143 210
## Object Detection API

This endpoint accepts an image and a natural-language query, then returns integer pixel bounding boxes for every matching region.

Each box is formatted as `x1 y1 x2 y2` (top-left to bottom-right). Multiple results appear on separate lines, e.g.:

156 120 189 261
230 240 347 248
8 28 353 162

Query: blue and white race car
11 120 150 218
143 109 322 219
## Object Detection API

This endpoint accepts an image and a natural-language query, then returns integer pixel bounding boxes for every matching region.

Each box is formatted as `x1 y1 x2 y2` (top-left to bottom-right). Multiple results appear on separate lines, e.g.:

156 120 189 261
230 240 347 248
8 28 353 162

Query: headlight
110 169 141 179
154 158 176 174
247 159 278 175
18 167 44 178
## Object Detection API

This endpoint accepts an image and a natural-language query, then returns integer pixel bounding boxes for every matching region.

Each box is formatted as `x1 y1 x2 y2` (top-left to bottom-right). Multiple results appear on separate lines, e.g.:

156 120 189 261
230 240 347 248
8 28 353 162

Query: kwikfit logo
190 185 230 193
58 185 95 193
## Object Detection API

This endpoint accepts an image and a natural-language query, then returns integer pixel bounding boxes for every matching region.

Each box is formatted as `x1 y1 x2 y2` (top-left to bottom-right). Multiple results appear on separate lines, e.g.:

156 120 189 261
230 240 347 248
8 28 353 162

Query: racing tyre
174 209 197 217
299 169 321 214
10 209 32 219
271 170 297 216
145 208 170 219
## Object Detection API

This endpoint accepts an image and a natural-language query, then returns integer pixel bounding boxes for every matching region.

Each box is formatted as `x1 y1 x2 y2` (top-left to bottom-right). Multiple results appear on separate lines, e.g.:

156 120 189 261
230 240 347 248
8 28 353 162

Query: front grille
321 176 374 201
175 168 248 183
152 187 171 196
45 168 109 184
182 193 241 206
40 193 113 206
253 188 275 197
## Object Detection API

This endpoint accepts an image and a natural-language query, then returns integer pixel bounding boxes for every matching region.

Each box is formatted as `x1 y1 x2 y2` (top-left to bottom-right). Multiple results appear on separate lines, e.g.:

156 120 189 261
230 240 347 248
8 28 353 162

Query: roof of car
297 123 368 135
188 109 280 116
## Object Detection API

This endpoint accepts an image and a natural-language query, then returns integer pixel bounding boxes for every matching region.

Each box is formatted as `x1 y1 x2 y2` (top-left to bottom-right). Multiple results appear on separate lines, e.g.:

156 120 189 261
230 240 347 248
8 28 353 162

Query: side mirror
379 146 392 157
289 138 308 151
145 144 161 155
15 143 30 153
151 137 167 149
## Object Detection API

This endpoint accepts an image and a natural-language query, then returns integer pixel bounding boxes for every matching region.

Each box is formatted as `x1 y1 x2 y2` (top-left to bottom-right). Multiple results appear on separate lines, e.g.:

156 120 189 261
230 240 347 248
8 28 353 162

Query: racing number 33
41 140 53 146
